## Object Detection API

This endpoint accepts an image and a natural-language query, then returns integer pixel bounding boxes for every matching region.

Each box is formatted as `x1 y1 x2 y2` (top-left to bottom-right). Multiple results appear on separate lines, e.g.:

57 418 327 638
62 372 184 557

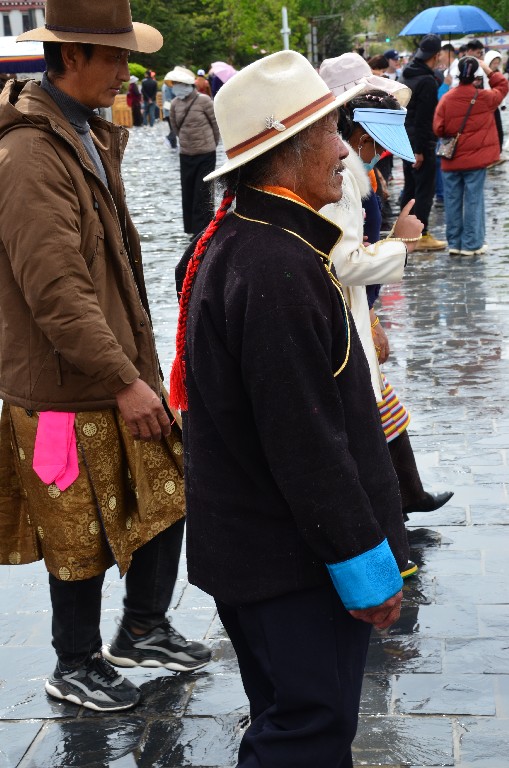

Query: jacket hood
0 79 65 138
401 58 434 80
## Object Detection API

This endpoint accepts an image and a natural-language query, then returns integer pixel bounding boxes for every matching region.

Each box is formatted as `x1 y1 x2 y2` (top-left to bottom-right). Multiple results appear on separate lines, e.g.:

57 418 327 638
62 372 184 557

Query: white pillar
281 7 291 50
35 8 45 27
9 10 24 36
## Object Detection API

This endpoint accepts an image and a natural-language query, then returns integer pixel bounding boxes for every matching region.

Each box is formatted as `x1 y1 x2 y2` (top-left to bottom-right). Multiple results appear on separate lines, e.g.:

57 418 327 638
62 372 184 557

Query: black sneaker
45 652 141 712
102 619 211 672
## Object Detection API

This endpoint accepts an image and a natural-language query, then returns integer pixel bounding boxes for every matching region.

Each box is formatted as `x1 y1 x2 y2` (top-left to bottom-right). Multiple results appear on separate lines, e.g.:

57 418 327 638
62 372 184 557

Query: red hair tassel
170 192 235 412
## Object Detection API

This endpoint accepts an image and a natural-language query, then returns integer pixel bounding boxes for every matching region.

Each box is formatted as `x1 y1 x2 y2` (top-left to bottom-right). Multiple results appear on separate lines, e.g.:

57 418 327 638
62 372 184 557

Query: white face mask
173 83 194 99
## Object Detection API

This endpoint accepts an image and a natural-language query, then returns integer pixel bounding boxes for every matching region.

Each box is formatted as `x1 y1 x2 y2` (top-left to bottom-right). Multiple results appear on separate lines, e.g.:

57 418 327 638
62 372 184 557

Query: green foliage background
129 0 508 72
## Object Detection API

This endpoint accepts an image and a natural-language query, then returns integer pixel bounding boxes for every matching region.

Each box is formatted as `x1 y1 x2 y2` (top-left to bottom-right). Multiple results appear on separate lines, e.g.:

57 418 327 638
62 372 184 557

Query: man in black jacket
399 34 447 251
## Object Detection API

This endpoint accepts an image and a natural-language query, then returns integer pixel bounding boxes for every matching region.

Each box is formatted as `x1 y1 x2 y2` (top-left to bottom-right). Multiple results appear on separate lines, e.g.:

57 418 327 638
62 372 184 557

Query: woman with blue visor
319 84 454 561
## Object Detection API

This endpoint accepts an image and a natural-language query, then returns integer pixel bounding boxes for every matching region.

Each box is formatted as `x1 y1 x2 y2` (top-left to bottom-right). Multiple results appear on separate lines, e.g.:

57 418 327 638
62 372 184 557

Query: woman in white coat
319 84 454 554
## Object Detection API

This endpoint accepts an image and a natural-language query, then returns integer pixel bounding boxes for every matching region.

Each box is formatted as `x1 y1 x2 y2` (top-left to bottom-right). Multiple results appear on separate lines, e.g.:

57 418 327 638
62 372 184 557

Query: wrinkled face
295 111 349 211
73 45 131 109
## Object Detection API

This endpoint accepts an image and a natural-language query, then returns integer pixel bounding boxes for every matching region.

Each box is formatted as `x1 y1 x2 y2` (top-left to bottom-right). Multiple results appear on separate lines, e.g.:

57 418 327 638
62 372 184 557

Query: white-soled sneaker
45 652 141 711
103 619 211 672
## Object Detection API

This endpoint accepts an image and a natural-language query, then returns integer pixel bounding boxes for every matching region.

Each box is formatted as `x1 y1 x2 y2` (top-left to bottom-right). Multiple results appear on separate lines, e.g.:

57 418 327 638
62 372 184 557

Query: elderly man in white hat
170 49 409 767
0 0 211 712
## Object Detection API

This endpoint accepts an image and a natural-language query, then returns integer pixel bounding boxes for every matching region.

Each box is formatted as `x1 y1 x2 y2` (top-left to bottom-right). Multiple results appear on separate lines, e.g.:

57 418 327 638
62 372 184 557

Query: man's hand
349 590 403 630
115 378 171 441
393 199 424 252
412 153 424 170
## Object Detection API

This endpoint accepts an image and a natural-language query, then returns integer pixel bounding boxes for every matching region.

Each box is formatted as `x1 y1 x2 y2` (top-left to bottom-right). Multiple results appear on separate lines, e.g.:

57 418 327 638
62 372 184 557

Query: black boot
388 430 453 520
402 491 454 516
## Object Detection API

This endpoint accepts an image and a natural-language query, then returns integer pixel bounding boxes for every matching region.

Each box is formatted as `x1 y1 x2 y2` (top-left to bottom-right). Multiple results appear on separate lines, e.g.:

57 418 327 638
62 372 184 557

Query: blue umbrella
399 5 502 36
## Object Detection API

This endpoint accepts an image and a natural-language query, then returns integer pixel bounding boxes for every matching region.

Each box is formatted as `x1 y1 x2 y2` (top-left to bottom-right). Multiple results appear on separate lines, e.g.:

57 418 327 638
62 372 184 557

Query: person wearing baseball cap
399 34 447 251
171 49 409 768
0 0 212 713
383 48 400 80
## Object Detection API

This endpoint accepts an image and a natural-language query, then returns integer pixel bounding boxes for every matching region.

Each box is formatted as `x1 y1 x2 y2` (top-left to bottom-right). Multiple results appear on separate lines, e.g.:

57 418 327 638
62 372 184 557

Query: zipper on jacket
54 349 62 386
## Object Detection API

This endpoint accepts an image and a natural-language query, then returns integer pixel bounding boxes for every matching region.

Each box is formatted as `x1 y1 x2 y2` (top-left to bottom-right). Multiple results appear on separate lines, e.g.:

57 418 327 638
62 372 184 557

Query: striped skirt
377 374 410 443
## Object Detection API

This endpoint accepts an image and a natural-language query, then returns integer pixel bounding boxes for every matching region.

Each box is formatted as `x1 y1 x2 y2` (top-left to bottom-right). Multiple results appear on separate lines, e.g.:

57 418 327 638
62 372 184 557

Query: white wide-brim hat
204 50 365 182
165 66 196 85
17 0 162 54
320 52 411 108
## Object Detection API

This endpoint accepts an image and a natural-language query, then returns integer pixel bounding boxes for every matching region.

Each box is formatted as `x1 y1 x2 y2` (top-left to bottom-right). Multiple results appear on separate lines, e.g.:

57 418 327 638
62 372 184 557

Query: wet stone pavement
1 118 509 768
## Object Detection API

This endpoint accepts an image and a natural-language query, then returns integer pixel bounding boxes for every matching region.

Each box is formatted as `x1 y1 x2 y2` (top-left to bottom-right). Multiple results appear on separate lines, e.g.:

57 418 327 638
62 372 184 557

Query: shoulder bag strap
176 92 199 133
457 90 478 136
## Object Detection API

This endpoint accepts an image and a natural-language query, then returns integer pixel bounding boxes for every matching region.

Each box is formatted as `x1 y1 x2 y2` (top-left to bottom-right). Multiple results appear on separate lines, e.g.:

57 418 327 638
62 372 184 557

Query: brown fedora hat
17 0 163 54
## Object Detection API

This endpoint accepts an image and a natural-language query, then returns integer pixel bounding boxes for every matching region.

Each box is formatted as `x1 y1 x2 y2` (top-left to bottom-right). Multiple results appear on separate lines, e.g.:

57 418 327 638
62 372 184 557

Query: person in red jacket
433 56 508 256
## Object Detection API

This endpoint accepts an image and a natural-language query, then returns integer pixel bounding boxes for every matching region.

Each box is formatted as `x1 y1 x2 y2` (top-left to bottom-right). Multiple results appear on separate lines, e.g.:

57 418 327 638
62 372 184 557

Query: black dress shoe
403 491 454 516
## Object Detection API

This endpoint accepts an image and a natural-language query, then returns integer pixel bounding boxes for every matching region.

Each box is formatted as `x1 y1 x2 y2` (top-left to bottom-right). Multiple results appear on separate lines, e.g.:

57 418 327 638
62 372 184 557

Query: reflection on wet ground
1 119 509 767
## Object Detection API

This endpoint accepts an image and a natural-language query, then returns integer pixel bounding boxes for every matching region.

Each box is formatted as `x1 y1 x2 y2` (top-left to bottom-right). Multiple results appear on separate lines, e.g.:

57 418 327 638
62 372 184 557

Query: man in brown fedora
0 0 210 712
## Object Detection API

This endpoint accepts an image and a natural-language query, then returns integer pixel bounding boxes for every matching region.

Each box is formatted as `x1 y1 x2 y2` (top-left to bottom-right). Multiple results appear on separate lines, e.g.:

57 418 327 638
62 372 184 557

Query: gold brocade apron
0 402 185 581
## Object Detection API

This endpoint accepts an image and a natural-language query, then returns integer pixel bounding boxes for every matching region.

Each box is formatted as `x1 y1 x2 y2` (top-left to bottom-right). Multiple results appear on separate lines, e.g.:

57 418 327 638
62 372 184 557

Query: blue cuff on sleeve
327 539 403 610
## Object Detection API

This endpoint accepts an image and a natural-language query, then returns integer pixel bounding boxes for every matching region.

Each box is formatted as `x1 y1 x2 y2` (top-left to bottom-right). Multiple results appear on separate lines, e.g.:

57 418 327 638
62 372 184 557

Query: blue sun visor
353 107 415 163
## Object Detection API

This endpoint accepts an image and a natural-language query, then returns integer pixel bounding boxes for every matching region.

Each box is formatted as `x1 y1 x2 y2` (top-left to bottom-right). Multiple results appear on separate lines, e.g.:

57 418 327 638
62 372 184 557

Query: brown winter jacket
169 90 219 155
0 80 161 411
433 71 508 171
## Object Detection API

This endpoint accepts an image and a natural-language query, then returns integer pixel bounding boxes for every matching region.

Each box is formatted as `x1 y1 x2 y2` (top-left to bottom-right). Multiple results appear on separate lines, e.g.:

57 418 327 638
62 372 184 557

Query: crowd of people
125 35 509 256
0 0 505 765
356 35 508 255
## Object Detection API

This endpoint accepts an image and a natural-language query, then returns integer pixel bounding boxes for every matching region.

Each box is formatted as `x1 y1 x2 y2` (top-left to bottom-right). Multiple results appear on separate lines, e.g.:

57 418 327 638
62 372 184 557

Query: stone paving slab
1 124 509 767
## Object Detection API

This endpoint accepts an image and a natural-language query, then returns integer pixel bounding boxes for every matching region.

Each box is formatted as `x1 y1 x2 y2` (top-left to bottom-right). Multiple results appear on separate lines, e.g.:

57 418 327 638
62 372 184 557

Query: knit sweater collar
41 73 95 135
234 185 343 260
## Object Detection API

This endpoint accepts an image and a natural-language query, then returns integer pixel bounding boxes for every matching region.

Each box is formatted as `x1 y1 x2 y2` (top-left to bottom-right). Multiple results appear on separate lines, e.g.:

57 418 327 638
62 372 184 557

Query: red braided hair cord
169 191 235 412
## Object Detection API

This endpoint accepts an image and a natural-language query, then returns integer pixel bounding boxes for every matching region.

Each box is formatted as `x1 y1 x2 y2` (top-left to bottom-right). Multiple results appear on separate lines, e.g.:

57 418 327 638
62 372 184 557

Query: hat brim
363 75 411 108
165 69 195 85
325 75 410 108
357 119 415 163
204 82 366 182
17 21 163 54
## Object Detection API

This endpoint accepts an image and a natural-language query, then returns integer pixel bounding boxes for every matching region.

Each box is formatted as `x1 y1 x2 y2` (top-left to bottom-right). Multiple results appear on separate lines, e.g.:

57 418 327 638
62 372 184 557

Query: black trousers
216 583 372 768
49 518 185 667
400 143 437 233
180 151 216 236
